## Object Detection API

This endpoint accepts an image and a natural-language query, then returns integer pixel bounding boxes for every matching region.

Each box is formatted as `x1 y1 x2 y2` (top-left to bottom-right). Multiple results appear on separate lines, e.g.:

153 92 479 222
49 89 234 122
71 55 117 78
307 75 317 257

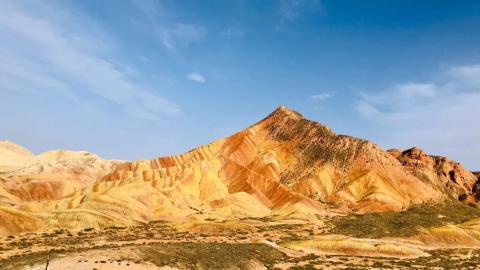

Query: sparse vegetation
266 115 371 186
415 172 431 183
3 212 480 269
140 243 286 269
328 201 480 238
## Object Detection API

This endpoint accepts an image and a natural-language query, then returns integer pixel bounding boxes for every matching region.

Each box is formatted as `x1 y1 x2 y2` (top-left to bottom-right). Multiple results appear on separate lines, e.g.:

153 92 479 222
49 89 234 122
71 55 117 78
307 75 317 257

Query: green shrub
328 201 480 238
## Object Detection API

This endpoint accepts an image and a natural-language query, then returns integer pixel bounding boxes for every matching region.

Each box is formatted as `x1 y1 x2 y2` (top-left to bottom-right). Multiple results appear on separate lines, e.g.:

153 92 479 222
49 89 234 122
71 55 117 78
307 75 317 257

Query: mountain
0 146 121 235
0 149 120 202
98 106 453 215
388 147 477 197
0 140 34 172
0 106 477 235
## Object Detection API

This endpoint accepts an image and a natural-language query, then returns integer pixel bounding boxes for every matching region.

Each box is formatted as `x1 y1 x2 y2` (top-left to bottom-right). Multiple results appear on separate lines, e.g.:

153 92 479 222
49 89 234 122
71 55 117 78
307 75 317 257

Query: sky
0 0 479 170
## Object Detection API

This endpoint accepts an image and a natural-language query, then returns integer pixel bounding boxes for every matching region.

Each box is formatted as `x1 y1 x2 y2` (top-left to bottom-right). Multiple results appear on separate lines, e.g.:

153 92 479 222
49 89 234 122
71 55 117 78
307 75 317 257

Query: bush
328 201 480 238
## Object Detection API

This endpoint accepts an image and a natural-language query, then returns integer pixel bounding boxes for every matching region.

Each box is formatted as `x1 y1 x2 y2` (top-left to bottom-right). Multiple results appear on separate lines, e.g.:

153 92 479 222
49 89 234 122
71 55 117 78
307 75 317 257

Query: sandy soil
1 217 480 269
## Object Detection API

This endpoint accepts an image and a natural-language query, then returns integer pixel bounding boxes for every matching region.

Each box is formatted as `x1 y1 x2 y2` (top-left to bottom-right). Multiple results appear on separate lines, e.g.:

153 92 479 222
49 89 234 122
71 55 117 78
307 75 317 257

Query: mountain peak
268 106 304 121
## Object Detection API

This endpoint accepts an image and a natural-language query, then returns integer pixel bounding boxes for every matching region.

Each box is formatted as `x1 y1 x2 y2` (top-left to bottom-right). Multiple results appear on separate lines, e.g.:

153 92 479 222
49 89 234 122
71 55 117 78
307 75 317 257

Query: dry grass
3 213 480 269
140 242 286 269
328 201 480 238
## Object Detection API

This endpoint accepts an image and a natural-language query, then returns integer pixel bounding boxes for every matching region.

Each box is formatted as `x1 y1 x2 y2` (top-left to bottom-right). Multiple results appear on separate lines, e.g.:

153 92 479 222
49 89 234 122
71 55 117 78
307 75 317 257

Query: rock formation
387 147 477 196
0 107 477 235
0 150 120 202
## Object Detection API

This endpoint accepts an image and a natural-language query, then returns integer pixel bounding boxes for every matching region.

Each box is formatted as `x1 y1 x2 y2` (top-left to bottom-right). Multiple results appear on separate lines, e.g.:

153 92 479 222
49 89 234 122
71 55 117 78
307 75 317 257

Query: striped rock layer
0 107 476 235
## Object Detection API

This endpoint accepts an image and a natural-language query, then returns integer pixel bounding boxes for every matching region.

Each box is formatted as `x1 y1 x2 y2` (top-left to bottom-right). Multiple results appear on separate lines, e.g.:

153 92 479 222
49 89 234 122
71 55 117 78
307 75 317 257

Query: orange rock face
388 147 477 197
0 147 120 205
97 106 449 215
0 106 477 235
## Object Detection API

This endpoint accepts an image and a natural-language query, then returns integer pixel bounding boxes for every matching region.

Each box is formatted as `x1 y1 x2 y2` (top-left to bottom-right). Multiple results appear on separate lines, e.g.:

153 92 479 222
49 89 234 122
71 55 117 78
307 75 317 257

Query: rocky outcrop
387 147 477 197
0 106 475 235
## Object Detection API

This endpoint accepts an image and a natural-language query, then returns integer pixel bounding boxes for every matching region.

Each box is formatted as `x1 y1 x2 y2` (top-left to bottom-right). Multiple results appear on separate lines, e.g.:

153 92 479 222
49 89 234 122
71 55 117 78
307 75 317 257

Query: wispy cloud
449 64 480 87
356 101 380 118
357 82 437 112
0 1 180 120
187 72 206 83
278 0 322 21
396 83 436 98
130 1 205 52
310 93 333 100
161 23 206 51
355 64 480 169
275 0 322 32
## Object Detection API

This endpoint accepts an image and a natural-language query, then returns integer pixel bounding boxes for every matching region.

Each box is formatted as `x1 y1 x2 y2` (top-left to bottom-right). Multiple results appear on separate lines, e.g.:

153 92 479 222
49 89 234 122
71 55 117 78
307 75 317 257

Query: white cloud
355 64 480 169
449 64 480 87
0 1 179 120
187 72 206 83
310 93 333 100
396 83 436 98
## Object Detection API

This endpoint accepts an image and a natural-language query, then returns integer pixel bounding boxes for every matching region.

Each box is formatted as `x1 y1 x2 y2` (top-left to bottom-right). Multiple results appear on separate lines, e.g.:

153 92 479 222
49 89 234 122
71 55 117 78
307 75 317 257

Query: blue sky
1 0 479 170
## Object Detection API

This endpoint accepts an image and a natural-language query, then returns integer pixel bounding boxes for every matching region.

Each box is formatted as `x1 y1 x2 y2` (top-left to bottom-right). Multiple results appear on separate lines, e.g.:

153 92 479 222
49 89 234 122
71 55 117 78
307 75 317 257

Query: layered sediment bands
283 235 428 258
388 147 478 196
96 124 326 220
0 206 44 235
412 218 480 247
259 107 442 212
0 152 119 202
0 106 476 235
97 106 443 217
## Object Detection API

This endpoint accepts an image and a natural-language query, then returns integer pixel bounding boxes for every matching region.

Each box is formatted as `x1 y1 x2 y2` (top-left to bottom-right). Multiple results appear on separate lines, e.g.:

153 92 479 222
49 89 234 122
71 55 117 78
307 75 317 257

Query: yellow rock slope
0 107 476 235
